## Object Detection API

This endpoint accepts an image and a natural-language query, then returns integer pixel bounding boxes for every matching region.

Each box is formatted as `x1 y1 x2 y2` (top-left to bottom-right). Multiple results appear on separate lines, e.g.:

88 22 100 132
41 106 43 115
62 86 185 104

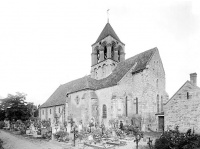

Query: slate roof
40 47 157 108
93 23 123 45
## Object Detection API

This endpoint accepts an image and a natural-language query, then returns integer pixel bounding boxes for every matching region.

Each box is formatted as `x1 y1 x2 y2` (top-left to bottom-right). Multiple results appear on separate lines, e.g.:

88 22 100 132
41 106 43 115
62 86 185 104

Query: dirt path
0 130 71 149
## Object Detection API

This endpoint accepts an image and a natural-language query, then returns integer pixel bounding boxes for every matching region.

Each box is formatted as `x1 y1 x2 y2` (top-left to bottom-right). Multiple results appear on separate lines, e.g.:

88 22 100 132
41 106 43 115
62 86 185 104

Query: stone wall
165 81 200 133
40 105 64 126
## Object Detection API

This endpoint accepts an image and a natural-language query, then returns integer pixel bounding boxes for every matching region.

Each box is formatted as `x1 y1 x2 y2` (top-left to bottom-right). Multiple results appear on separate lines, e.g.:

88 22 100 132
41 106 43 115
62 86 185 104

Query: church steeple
93 23 123 46
91 22 125 80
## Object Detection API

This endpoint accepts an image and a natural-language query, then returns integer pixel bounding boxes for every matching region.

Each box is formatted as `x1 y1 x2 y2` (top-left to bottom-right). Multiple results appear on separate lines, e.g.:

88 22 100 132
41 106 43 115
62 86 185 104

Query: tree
0 92 31 121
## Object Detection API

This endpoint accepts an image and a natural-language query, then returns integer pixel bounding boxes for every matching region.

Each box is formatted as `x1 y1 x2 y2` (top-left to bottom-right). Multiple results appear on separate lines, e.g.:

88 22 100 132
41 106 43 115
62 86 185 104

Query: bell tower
90 23 125 80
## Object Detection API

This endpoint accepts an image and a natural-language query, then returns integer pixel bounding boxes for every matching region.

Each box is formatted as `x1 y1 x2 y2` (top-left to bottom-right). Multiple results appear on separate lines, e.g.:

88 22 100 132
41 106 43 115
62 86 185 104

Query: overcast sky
0 0 199 105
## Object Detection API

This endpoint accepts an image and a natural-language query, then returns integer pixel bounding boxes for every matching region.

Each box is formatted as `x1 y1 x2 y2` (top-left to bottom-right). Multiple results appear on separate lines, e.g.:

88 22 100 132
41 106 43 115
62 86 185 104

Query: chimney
190 73 197 86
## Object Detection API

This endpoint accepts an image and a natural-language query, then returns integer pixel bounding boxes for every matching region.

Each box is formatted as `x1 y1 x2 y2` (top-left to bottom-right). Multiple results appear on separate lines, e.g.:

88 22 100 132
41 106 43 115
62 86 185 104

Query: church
39 21 168 132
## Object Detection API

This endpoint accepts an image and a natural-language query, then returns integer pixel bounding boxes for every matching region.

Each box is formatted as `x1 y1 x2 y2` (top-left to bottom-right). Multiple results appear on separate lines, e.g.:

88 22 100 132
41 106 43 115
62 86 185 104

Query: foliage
102 128 112 138
54 131 69 142
77 129 89 141
154 127 200 149
0 93 37 121
41 120 51 128
0 110 6 121
14 120 27 134
0 121 5 129
0 139 3 149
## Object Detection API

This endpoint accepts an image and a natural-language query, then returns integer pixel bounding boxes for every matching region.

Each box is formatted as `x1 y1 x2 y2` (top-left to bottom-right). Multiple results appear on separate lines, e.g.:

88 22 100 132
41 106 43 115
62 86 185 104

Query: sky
0 0 200 105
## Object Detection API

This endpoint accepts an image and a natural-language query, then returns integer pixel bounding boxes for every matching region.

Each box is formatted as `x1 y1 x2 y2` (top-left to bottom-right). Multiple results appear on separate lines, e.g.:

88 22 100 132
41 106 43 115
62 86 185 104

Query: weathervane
107 9 110 23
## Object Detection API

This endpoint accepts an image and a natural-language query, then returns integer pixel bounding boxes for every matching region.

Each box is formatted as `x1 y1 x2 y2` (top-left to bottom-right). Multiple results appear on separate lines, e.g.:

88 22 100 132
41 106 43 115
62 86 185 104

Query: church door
158 116 164 132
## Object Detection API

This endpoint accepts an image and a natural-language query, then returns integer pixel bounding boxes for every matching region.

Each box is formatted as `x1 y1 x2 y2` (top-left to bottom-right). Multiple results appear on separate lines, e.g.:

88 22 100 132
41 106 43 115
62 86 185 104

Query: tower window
111 46 114 59
97 50 100 62
118 50 120 62
104 46 107 59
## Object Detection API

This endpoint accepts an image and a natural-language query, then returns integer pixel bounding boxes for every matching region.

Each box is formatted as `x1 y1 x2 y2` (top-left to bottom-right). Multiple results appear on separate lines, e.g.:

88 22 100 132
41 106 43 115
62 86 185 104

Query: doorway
158 116 164 132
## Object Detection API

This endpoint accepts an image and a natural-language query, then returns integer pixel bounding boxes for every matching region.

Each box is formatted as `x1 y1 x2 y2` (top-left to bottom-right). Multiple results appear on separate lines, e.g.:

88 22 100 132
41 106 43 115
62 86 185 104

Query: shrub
54 131 69 142
0 139 3 149
154 128 200 149
0 121 5 129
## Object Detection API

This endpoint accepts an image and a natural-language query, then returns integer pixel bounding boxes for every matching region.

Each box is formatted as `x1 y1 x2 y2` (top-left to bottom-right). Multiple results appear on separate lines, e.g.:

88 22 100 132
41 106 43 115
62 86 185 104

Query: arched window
102 104 107 118
157 95 159 113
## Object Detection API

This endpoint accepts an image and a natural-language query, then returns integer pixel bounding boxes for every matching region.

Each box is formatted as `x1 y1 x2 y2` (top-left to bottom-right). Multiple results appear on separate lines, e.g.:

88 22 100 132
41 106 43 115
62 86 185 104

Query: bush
0 121 5 129
154 128 200 149
54 131 69 142
0 139 3 149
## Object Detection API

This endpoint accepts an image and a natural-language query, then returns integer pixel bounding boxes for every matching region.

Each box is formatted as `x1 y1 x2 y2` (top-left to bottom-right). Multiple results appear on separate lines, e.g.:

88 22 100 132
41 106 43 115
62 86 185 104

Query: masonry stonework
165 80 200 133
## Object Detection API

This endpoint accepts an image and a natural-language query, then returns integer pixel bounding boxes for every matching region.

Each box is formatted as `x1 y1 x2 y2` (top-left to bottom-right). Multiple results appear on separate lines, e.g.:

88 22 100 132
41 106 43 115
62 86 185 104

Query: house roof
93 23 123 45
40 47 157 108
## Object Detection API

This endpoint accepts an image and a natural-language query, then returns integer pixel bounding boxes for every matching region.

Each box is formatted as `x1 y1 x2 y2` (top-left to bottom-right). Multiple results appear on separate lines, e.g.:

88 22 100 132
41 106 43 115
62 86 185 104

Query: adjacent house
165 73 200 133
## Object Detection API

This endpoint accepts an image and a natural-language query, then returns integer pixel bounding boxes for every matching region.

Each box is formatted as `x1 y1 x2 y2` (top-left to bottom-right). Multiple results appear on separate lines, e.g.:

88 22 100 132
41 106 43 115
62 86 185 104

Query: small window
59 107 60 113
50 109 51 114
187 92 190 99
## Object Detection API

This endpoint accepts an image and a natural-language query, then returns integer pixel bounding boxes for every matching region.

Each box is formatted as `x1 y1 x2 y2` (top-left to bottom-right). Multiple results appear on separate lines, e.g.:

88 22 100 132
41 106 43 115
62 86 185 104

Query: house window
187 92 190 99
50 109 51 114
102 104 107 118
157 95 159 113
59 107 60 113
42 110 44 115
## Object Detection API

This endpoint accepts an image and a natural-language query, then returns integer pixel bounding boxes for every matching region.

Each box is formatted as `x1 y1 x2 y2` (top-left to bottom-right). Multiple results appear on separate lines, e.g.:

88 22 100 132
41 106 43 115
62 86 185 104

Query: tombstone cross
147 137 153 149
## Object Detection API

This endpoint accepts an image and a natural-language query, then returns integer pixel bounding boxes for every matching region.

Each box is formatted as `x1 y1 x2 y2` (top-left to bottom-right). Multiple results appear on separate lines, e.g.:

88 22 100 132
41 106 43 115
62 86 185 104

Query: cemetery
0 117 162 149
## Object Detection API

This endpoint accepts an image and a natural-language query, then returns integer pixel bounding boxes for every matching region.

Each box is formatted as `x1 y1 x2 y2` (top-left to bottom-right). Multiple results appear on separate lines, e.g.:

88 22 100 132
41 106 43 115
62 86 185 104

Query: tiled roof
93 23 123 45
40 47 157 108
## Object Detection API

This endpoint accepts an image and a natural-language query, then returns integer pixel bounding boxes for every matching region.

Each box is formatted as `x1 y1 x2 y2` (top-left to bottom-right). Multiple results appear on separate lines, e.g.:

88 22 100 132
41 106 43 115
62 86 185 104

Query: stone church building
165 73 200 133
39 22 168 131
